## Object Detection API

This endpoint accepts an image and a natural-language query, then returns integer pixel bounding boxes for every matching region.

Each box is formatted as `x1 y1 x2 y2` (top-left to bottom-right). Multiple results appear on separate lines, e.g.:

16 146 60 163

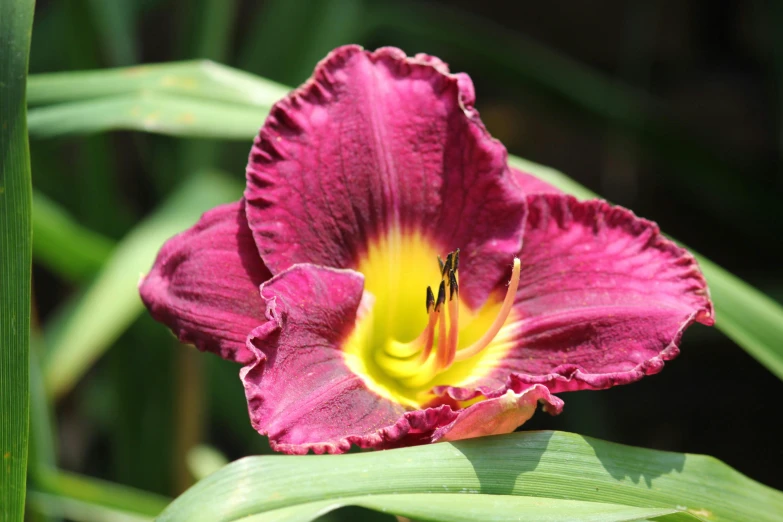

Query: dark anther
437 255 445 274
449 270 458 300
453 248 460 271
435 280 446 312
441 252 453 278
426 286 435 313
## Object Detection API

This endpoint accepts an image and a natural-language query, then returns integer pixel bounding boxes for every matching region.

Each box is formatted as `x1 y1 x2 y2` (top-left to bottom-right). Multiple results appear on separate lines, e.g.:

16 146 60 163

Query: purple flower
140 46 713 455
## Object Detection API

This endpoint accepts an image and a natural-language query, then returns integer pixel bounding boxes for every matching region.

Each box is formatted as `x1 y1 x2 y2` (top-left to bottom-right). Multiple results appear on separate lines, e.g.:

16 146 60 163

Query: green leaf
32 190 115 281
0 1 35 520
186 445 228 481
27 60 287 108
27 493 153 522
157 431 782 522
42 171 243 399
29 468 170 521
33 468 169 518
28 93 266 140
508 156 783 381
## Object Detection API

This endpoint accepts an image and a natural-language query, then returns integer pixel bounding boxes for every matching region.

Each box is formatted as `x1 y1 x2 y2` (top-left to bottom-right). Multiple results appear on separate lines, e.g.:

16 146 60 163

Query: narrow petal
139 200 270 364
244 45 526 308
465 194 714 393
434 385 563 442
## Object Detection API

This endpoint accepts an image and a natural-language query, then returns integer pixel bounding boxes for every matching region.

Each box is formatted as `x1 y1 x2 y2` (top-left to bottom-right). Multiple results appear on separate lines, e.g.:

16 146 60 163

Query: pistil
453 257 520 362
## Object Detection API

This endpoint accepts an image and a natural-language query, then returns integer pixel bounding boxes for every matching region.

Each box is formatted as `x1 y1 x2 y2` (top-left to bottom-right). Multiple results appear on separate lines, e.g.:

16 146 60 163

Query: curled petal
244 45 526 308
463 194 714 394
240 263 407 454
434 385 563 442
239 263 558 454
139 200 270 364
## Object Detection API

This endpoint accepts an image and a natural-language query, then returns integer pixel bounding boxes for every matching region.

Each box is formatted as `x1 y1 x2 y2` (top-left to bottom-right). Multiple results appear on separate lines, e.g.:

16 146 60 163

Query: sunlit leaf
27 60 287 107
42 171 243 399
29 468 170 522
0 1 35 520
186 445 229 481
28 93 265 140
158 431 782 522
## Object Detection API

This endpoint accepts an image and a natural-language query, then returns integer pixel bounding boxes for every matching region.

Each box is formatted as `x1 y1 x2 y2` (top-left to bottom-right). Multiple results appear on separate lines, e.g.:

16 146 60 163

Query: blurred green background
25 0 783 515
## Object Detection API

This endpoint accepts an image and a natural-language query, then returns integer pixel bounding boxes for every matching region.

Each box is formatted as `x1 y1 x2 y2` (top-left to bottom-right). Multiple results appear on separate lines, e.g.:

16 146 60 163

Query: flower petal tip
138 200 271 364
500 194 713 393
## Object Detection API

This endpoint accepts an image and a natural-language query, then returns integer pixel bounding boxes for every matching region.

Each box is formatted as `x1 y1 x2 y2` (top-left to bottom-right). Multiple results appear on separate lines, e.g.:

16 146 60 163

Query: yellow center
342 230 519 408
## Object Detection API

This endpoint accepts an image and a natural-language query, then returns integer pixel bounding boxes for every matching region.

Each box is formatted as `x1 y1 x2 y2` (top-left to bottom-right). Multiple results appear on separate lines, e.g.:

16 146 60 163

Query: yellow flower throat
343 231 521 408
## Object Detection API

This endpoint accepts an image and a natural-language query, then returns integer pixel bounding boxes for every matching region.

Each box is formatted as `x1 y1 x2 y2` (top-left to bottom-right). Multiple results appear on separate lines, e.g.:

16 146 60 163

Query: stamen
448 269 458 300
435 287 447 367
419 309 439 362
453 248 460 272
453 257 521 362
441 270 459 369
437 255 445 274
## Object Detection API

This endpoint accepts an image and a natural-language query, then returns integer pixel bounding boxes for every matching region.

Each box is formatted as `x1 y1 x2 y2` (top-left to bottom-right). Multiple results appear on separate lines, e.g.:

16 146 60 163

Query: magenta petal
486 194 714 393
139 200 270 364
240 263 410 454
434 385 563 442
244 45 526 307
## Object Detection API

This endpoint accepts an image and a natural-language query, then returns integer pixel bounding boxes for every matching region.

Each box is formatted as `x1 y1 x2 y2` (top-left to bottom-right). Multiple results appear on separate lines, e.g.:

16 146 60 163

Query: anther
437 255 445 274
426 286 435 313
434 280 446 312
448 270 458 300
441 252 453 278
453 248 460 272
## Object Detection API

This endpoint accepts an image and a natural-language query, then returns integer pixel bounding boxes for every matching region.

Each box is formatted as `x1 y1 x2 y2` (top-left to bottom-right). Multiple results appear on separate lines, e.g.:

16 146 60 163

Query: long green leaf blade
27 493 153 522
34 468 169 518
42 171 243 399
157 431 782 522
27 61 287 108
0 1 35 520
28 94 265 140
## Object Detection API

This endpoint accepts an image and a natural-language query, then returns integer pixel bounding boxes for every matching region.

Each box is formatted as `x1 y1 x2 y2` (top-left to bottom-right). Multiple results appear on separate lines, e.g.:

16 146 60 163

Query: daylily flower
140 46 714 454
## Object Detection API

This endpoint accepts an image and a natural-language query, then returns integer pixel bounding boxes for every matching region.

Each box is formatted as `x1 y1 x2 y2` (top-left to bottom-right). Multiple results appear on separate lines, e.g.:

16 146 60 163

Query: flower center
342 232 520 408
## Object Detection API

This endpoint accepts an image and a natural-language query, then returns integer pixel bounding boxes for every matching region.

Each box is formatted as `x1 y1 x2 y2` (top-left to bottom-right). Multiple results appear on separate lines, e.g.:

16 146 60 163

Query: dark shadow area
449 431 553 495
452 430 685 495
582 433 686 489
315 505 396 522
